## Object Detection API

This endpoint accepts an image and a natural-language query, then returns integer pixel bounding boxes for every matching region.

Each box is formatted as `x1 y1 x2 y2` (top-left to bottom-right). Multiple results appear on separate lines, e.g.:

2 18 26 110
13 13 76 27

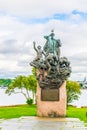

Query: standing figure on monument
43 30 62 59
33 41 45 61
56 39 61 58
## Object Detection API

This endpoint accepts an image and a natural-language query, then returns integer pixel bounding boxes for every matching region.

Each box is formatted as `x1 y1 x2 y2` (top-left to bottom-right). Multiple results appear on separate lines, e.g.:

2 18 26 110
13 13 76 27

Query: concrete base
0 117 86 130
36 81 66 117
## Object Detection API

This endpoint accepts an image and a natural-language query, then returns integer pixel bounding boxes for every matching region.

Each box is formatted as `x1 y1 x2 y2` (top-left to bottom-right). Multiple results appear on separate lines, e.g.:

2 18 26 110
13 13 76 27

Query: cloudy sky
0 0 87 81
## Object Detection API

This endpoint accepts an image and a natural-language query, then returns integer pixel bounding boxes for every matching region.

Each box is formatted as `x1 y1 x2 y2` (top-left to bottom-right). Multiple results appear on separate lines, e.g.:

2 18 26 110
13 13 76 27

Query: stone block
36 81 66 117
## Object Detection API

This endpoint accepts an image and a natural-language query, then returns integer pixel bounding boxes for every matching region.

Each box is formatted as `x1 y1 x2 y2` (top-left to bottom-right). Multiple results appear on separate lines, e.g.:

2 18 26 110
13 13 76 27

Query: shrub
26 98 33 105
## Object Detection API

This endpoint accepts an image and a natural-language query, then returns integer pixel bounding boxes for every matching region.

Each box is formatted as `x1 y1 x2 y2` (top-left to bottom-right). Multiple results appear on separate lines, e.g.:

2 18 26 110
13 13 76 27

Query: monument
30 30 71 117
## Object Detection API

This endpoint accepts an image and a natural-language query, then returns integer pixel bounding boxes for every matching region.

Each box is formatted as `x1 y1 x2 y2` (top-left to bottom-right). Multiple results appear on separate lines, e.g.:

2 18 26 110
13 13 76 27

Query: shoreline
0 104 27 108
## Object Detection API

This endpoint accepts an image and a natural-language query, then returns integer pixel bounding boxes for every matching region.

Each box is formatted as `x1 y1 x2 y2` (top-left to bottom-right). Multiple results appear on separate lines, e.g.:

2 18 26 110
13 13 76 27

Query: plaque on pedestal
41 88 59 101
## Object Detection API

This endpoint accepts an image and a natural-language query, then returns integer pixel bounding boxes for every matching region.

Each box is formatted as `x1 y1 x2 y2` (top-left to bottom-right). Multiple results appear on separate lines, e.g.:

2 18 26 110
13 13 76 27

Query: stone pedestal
36 81 66 117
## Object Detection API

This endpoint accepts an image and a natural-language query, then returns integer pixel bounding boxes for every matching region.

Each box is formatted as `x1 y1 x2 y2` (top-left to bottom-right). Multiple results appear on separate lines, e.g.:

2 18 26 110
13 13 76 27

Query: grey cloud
17 55 34 68
0 69 31 79
68 52 87 76
69 52 87 65
72 66 87 73
3 39 17 44
0 39 33 55
0 39 19 54
17 60 29 67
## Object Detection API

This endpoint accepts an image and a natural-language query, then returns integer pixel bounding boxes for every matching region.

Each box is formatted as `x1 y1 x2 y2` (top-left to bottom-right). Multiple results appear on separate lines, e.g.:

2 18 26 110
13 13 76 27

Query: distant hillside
0 79 12 88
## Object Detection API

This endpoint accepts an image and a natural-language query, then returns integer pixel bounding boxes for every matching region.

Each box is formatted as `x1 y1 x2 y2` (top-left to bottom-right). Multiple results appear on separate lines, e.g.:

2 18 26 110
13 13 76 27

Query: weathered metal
30 30 71 101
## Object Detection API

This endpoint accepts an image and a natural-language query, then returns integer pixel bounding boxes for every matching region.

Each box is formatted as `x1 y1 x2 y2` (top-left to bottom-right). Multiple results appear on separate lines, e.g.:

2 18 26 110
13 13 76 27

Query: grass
0 104 87 123
0 104 37 119
66 106 87 123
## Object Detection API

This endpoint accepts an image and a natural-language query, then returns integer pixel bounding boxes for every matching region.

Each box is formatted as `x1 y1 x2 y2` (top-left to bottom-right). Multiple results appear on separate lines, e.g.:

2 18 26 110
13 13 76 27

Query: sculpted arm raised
33 41 38 52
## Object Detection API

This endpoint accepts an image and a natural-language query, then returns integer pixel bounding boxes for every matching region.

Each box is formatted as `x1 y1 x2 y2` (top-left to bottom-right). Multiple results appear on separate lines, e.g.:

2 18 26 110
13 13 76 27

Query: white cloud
0 0 87 80
0 0 87 18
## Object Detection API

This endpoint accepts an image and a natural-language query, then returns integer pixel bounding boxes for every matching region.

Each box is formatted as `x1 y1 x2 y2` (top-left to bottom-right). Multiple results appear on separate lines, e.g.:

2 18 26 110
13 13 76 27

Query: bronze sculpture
44 30 61 59
30 30 71 90
33 41 45 61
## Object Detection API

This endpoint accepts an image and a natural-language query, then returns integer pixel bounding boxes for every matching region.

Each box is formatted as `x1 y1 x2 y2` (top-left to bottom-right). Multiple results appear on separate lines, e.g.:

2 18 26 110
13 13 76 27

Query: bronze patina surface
30 30 71 101
41 88 59 101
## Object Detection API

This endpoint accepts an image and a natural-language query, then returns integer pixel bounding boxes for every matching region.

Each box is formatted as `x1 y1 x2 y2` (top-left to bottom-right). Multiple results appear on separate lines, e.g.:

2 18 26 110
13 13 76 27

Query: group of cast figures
30 30 71 89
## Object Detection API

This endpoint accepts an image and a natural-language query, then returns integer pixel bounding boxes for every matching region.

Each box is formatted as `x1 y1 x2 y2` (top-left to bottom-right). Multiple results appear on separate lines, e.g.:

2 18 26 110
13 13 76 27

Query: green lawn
0 105 87 123
66 106 87 123
0 104 37 119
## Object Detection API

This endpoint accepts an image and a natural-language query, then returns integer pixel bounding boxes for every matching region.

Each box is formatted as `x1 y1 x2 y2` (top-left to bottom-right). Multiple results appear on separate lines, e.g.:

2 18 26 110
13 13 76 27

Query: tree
66 80 81 105
5 75 37 105
0 79 12 88
31 67 37 103
27 75 37 103
32 67 37 78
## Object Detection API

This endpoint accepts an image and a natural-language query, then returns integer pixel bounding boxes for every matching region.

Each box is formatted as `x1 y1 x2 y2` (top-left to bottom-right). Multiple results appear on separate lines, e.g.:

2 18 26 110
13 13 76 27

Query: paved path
0 117 87 130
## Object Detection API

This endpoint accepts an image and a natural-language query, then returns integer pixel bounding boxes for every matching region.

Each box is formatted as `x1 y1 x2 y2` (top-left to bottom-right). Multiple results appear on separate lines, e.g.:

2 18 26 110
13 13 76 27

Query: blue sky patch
72 10 87 20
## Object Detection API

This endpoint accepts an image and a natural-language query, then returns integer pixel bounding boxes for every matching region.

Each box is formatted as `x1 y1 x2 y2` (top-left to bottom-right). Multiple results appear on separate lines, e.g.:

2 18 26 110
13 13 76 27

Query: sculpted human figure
30 31 71 89
45 53 58 74
33 41 45 61
43 30 61 59
56 39 61 58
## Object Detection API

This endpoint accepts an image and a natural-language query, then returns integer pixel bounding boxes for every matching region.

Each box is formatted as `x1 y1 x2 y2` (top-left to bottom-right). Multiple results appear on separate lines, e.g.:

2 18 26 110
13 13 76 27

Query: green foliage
0 79 12 87
32 67 37 78
26 98 33 105
66 80 81 105
79 83 83 88
6 75 37 104
27 75 37 93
